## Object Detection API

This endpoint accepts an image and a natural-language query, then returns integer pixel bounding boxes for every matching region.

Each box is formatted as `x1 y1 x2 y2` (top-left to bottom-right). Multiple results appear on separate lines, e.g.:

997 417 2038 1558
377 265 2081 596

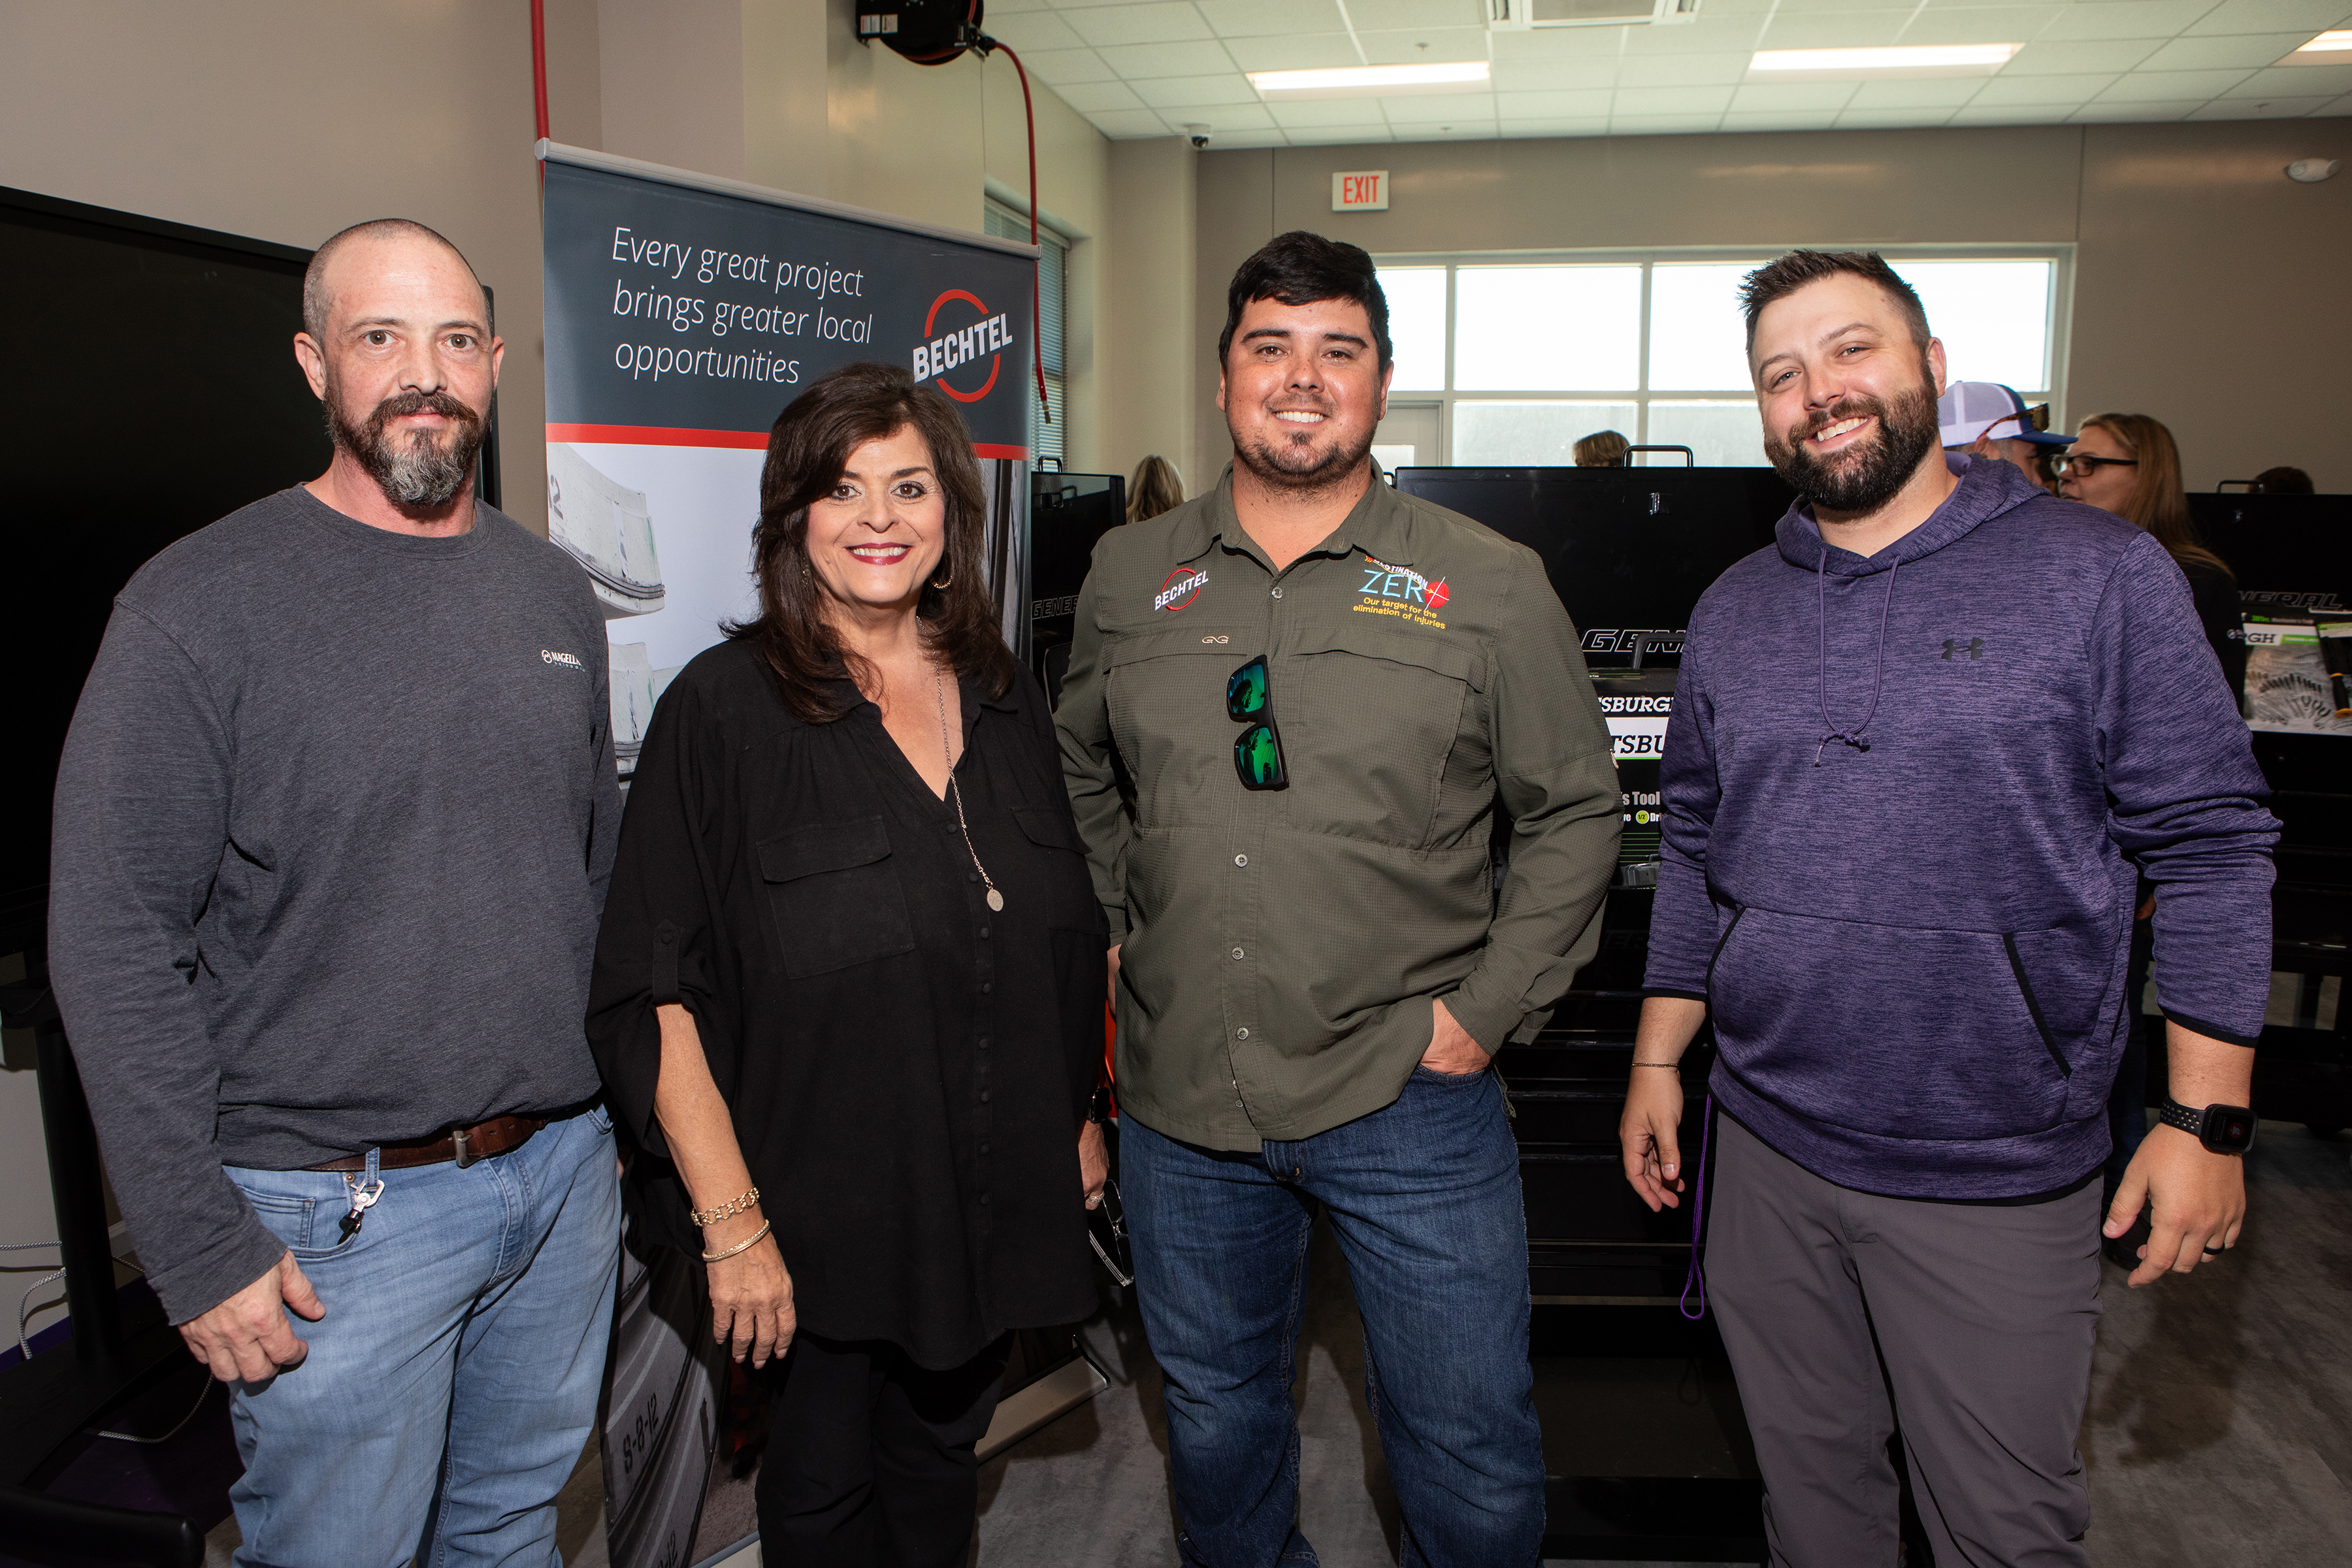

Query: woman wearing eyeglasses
2055 411 2246 1271
586 362 1108 1568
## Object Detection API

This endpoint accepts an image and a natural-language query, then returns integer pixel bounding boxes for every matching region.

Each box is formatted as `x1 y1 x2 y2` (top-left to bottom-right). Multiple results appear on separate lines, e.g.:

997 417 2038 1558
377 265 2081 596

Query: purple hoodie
1644 456 2276 1199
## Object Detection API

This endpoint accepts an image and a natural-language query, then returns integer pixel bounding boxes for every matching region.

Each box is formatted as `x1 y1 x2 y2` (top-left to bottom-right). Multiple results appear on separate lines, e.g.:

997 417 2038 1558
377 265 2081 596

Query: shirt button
1271 587 1284 599
969 872 979 883
979 926 992 939
1236 1026 1250 1039
979 1037 991 1051
981 981 992 994
1234 854 1249 867
979 1141 990 1155
981 1089 991 1102
1232 947 1245 960
979 1194 990 1205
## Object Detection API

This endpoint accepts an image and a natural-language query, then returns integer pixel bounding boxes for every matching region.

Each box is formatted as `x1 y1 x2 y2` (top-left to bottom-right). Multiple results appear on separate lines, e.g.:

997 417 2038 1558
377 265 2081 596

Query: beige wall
1194 119 2352 495
1105 138 1202 501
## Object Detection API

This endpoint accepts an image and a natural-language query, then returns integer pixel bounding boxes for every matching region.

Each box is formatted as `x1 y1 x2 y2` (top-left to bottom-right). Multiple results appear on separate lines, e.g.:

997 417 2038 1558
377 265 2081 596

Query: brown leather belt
307 1115 547 1173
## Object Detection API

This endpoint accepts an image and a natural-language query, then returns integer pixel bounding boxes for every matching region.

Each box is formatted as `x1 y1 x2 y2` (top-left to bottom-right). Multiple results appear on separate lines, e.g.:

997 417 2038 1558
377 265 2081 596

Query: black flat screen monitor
2 189 333 940
1029 471 1125 703
1392 466 1793 664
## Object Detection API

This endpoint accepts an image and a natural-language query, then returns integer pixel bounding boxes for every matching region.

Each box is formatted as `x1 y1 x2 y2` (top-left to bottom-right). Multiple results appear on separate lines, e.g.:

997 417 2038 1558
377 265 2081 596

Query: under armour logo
1941 638 1984 661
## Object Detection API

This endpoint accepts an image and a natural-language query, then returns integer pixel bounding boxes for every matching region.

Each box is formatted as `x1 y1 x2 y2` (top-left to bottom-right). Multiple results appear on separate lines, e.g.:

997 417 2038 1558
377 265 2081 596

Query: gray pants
1707 1113 2103 1568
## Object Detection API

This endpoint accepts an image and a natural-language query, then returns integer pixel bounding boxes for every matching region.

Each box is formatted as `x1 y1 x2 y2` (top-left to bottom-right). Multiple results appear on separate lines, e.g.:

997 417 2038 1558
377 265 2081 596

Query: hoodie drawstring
1816 551 1899 766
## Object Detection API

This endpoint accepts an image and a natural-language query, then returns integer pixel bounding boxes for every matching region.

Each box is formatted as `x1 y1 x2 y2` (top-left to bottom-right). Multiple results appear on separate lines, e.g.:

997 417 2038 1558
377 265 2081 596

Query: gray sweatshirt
48 486 621 1323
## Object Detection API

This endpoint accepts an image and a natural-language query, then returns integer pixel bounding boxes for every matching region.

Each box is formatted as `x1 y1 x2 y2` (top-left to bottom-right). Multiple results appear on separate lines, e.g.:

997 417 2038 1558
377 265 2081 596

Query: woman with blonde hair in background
1573 429 1629 467
1127 455 1184 523
2056 410 2246 1273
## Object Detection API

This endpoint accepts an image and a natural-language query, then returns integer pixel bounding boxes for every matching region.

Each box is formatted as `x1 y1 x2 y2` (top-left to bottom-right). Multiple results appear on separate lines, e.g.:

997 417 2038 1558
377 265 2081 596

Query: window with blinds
983 201 1066 466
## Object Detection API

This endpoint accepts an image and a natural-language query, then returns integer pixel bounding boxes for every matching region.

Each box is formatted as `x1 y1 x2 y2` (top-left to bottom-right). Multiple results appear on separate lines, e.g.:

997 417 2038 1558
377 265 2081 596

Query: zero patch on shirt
1354 555 1450 629
1154 568 1209 613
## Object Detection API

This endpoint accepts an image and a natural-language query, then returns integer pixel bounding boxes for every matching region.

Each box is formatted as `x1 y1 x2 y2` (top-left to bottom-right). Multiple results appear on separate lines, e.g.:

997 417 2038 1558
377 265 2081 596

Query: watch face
2203 1105 2257 1152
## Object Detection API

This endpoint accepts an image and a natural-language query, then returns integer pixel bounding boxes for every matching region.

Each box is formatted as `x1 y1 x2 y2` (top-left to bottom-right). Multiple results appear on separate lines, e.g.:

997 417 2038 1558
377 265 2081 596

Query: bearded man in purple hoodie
1617 251 2276 1567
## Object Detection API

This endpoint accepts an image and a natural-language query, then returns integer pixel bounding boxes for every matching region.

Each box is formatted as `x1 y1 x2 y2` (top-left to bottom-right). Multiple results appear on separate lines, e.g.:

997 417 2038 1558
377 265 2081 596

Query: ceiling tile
1130 73 1267 105
1052 79 1148 110
1495 87 1618 116
1096 40 1240 74
2094 67 2255 100
1971 71 2121 105
1488 27 1631 63
1084 108 1177 135
2138 31 2331 71
978 11 1088 52
1064 3 1215 47
2033 1 2215 44
1019 47 1122 84
1771 0 1923 11
1268 97 1385 124
2001 39 2168 74
1613 83 1737 114
1845 76 1989 107
990 0 1054 12
1620 15 1772 55
1222 34 1365 71
1728 80 1857 110
1279 122 1397 142
1718 109 1842 130
1498 116 1614 136
1380 91 1502 121
1891 7 2053 48
1607 113 1732 135
2225 61 2352 95
1617 51 1754 86
1699 0 1784 14
1489 57 1623 91
1159 99 1278 127
1754 13 1916 50
2187 94 2335 116
2185 0 2352 37
2068 98 2207 120
1837 106 1959 127
1946 102 2081 125
1355 27 1494 63
2328 91 2352 112
1191 0 1349 39
1341 0 1486 29
1212 129 1293 146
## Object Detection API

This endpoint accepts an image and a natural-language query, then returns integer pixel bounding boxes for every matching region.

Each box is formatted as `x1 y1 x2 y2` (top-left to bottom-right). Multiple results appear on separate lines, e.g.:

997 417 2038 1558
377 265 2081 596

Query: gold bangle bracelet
701 1220 772 1263
1631 1061 1682 1068
691 1186 760 1227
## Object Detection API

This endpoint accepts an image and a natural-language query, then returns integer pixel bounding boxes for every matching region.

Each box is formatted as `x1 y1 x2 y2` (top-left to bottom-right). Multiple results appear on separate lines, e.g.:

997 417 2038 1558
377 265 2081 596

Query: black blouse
587 637 1107 1369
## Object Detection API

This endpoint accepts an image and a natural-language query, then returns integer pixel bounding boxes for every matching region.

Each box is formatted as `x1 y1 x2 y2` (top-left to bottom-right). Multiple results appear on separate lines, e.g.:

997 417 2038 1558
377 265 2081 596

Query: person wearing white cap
1938 380 2072 491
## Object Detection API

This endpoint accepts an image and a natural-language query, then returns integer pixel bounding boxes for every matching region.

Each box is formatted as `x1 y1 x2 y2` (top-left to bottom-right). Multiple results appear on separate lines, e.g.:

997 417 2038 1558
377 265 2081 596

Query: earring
930 569 953 590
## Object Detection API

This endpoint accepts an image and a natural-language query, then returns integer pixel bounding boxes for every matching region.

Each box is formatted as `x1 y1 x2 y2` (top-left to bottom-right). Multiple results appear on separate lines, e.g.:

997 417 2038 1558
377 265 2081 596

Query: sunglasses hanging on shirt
1227 655 1288 791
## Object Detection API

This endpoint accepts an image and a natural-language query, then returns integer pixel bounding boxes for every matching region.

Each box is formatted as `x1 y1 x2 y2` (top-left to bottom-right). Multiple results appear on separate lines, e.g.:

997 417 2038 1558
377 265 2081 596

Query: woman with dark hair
1126 453 1184 523
587 362 1107 1567
2056 411 2246 1269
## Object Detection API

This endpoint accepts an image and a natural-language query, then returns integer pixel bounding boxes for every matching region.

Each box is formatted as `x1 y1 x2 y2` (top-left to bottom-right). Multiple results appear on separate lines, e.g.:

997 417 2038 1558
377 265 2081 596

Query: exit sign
1332 171 1389 212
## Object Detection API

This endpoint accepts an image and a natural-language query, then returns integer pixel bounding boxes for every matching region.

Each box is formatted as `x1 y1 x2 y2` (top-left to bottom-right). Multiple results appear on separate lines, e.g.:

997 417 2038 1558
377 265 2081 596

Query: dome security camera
1182 123 1211 149
2285 157 2340 183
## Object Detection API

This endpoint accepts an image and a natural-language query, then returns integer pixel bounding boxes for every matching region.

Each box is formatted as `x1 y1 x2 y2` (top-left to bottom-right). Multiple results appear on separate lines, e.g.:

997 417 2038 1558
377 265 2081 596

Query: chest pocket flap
1294 623 1488 690
1102 623 1251 669
756 815 915 977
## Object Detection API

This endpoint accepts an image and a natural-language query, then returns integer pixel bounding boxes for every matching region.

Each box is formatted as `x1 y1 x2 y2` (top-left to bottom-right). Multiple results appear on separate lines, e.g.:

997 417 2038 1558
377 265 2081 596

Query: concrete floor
197 1120 2351 1568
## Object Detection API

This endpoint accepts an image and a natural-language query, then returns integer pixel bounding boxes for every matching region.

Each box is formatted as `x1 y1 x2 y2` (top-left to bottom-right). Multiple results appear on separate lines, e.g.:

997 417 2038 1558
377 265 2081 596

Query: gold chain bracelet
1631 1061 1682 1068
701 1220 772 1263
691 1186 760 1227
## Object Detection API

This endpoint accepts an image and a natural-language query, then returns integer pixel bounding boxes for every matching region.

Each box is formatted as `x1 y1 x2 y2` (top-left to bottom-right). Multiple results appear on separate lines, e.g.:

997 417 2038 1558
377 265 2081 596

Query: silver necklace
933 661 1004 911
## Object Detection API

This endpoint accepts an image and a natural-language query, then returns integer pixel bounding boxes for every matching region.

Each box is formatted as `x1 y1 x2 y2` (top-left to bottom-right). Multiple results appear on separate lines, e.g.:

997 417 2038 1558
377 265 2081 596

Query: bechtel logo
1155 568 1209 612
911 289 1015 404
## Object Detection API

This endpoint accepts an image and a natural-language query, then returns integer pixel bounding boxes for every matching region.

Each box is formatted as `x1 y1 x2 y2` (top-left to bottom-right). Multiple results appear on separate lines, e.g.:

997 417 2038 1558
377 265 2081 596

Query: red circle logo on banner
924 289 1001 403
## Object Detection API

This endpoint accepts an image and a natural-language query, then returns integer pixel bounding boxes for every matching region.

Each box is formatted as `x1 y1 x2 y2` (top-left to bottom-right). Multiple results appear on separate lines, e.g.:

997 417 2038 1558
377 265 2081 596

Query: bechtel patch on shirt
1154 567 1209 612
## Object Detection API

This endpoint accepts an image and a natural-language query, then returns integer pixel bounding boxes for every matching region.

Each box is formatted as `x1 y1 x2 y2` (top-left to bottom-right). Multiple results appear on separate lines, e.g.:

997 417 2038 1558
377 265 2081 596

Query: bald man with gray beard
50 220 621 1567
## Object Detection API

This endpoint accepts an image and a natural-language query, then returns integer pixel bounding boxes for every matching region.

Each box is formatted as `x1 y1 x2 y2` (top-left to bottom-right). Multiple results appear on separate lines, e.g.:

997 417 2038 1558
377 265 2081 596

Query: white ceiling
979 0 2352 146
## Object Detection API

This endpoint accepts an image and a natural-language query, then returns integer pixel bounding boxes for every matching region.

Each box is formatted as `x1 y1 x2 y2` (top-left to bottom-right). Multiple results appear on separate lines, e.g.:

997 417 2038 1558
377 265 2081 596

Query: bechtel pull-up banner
540 142 1037 1568
538 141 1037 791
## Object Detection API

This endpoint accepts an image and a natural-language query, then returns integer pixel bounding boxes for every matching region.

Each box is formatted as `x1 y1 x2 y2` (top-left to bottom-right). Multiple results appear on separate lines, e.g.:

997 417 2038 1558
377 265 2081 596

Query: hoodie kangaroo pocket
1709 906 2074 1141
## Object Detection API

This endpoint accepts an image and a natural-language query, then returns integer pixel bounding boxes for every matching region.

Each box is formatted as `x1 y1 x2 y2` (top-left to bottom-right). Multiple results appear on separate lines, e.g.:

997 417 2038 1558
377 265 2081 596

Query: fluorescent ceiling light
1748 44 2021 81
1250 61 1491 99
2286 29 2352 57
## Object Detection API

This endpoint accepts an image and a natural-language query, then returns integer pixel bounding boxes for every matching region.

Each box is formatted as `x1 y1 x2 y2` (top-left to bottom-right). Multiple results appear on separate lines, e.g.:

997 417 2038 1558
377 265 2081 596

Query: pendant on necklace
987 888 1005 912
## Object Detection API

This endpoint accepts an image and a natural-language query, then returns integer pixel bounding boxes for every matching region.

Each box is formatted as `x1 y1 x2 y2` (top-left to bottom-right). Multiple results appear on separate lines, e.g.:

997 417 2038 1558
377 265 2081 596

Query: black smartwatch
2159 1097 2257 1154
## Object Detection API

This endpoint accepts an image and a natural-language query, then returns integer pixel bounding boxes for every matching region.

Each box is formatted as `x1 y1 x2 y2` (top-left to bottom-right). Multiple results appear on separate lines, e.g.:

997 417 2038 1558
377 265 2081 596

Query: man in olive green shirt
1057 232 1619 1567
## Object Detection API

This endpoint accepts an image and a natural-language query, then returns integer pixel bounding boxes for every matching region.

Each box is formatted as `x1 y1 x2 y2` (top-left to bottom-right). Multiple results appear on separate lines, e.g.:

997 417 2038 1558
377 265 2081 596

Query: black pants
756 1332 1010 1568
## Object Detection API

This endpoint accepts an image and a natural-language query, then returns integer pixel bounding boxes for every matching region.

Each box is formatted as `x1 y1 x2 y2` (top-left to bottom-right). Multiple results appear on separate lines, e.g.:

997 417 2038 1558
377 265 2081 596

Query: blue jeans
221 1107 621 1568
1120 1067 1544 1568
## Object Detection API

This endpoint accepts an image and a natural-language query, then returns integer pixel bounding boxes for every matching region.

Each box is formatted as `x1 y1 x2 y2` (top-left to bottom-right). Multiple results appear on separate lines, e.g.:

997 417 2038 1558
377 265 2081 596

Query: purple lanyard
1678 1094 1714 1321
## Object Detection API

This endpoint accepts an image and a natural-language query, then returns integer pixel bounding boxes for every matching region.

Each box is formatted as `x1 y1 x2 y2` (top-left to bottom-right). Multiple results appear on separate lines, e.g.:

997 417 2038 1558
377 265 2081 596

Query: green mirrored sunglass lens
1229 664 1269 717
1236 727 1281 784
